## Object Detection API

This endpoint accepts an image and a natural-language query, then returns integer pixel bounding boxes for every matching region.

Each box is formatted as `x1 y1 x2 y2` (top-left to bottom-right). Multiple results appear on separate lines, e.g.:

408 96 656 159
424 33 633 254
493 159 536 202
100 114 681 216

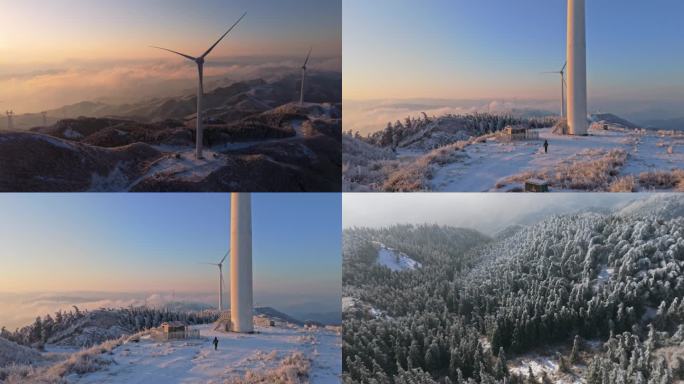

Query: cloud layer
0 56 341 113
343 99 560 135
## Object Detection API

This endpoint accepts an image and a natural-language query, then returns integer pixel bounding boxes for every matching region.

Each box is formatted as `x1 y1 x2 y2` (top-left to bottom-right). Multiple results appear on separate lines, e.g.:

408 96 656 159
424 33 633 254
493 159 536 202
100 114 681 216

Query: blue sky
0 194 341 307
344 0 684 103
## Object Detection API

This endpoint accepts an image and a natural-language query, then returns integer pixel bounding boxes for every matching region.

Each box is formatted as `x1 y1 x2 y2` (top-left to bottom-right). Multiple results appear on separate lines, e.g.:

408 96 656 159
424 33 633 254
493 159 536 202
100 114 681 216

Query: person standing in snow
543 140 549 154
213 337 219 351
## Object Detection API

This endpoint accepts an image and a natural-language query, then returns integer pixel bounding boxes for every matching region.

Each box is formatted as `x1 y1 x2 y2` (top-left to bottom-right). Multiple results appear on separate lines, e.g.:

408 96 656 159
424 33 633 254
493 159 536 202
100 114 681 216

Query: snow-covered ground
509 356 585 384
596 267 614 286
430 126 684 192
134 149 226 186
71 324 340 384
375 244 422 271
342 297 357 312
509 356 559 378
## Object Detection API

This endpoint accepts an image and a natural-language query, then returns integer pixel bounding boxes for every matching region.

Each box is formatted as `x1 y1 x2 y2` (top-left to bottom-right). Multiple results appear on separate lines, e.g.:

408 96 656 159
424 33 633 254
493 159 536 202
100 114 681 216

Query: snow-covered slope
431 125 684 192
73 324 340 384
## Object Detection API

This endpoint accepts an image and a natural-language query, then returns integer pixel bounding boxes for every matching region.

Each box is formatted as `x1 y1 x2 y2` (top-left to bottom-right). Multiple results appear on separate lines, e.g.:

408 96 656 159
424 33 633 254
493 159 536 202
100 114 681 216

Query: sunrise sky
0 0 341 113
343 0 684 102
0 193 341 317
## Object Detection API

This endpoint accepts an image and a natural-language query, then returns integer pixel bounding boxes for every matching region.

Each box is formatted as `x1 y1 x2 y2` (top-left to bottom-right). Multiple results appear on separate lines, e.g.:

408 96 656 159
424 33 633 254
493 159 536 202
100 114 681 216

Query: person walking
213 337 219 351
543 140 549 154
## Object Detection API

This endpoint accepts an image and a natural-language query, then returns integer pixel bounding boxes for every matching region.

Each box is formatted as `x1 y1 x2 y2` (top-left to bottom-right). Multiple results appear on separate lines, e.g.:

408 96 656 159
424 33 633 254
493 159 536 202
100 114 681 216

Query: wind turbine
5 110 14 130
41 111 47 126
151 12 247 160
200 250 230 312
542 62 567 119
299 47 312 106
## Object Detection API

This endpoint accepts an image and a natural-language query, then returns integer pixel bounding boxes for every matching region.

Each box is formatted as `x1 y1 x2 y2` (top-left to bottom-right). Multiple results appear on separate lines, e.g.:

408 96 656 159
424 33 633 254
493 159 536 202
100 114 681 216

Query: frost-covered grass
497 148 627 191
381 140 471 192
226 352 311 384
608 175 638 192
637 169 684 191
45 337 123 378
0 335 128 384
0 337 43 367
342 130 490 192
342 134 398 192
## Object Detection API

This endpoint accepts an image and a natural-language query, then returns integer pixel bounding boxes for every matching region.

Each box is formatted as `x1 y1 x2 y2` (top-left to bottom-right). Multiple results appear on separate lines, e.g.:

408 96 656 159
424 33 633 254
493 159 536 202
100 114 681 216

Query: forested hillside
343 198 684 383
1 306 218 348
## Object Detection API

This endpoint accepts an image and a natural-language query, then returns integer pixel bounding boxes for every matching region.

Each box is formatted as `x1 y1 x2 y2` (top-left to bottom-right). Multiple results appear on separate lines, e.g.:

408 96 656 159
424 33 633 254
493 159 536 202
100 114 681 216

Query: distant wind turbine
542 62 567 119
151 12 247 160
5 110 14 130
299 47 313 106
199 250 230 312
41 111 47 126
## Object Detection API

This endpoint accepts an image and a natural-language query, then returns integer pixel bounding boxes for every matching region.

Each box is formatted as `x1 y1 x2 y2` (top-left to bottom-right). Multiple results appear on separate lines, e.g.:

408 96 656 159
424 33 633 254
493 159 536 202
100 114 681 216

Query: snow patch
64 128 84 140
33 134 76 151
596 267 614 285
128 150 225 189
342 297 357 312
375 243 422 271
509 357 558 378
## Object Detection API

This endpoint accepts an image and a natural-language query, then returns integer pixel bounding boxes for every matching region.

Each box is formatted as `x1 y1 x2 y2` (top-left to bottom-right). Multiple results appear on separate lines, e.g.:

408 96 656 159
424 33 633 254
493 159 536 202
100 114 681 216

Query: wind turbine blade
219 249 230 264
561 61 567 72
150 46 197 61
201 12 247 59
198 262 219 266
303 47 313 67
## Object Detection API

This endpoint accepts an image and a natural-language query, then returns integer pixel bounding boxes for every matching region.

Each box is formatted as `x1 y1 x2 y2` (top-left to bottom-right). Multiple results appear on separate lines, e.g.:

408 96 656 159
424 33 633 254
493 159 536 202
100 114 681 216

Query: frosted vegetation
0 307 217 382
0 306 217 349
343 196 684 383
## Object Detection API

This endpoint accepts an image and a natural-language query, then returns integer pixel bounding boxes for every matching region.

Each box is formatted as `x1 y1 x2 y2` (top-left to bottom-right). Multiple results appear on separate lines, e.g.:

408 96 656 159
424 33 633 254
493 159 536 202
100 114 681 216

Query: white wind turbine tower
230 192 253 333
200 250 230 311
151 12 247 160
41 111 47 126
542 62 567 119
299 47 312 106
567 0 588 135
